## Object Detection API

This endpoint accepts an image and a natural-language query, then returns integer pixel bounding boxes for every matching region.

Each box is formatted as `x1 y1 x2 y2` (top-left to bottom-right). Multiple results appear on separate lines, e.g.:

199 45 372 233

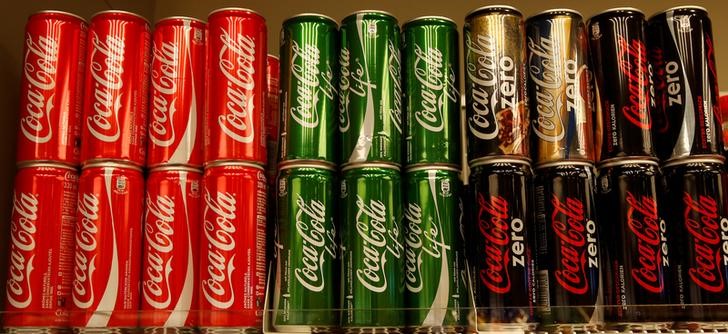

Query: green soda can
279 14 339 165
403 165 471 332
402 17 461 167
340 163 405 330
273 161 339 331
339 11 403 167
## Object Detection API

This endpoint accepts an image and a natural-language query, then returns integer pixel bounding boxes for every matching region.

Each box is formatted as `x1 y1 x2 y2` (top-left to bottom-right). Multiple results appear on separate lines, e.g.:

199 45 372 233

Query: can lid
466 5 522 19
155 16 207 25
208 7 264 20
205 160 265 170
528 8 583 21
17 161 77 171
149 164 203 174
535 160 595 170
91 10 150 24
593 7 644 17
284 12 338 25
268 54 280 60
662 155 725 168
341 162 400 172
469 156 531 168
405 164 461 173
31 10 87 23
279 160 337 171
82 160 143 171
597 157 659 169
343 10 398 22
402 15 457 26
649 5 708 20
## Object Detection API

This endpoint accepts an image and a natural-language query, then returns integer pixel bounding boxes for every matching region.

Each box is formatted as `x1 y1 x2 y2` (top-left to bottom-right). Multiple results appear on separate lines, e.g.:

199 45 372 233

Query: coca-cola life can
146 17 206 168
16 11 87 166
71 161 145 328
204 8 267 165
4 163 78 328
80 10 151 166
199 161 267 329
140 166 202 328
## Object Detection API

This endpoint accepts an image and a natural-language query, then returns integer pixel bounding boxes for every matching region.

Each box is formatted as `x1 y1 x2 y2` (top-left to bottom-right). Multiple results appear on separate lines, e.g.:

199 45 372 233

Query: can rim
534 160 595 170
528 8 584 20
267 54 280 60
405 164 461 173
82 160 143 171
91 10 150 24
31 10 87 23
341 162 400 172
343 10 398 22
593 7 645 17
597 157 659 169
205 160 265 170
284 12 338 25
278 161 337 171
149 165 203 173
648 5 709 20
17 161 77 171
469 156 531 168
155 16 207 25
466 5 522 19
662 155 726 168
208 7 264 20
402 15 457 26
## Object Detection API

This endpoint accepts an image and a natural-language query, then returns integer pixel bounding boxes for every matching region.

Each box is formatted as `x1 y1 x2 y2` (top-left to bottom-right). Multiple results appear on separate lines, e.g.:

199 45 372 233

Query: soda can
266 54 281 179
3 163 78 329
340 163 405 329
16 11 86 166
272 162 338 331
402 16 461 167
596 158 671 327
205 8 267 165
71 161 145 328
648 6 723 162
588 8 655 162
146 16 206 168
464 6 529 162
339 11 403 167
279 14 339 165
403 165 470 332
467 157 537 329
534 161 602 329
140 166 202 328
80 10 151 166
526 9 595 166
662 156 728 323
199 161 267 330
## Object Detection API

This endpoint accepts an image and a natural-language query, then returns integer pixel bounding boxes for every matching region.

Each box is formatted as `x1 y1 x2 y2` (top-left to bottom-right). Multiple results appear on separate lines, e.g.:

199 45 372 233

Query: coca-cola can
648 6 723 162
71 161 145 328
199 161 267 330
3 163 78 329
204 8 267 165
146 16 207 168
140 166 202 328
596 158 671 328
266 54 280 173
589 8 656 162
662 156 728 323
16 11 87 166
80 10 151 166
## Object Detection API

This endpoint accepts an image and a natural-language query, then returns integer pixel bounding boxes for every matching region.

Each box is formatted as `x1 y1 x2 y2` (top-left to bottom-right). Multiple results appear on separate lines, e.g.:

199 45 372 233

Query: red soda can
199 161 267 330
266 54 280 178
204 8 267 165
140 166 202 328
3 163 78 329
16 11 87 166
80 10 151 166
147 16 207 168
71 161 145 328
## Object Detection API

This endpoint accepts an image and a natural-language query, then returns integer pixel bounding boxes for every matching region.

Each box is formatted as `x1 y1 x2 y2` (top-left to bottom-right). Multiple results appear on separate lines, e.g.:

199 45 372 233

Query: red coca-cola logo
477 194 512 294
551 195 599 295
217 28 256 144
6 192 39 309
20 33 58 144
202 189 237 309
149 40 179 148
617 37 651 130
73 193 101 308
683 193 726 292
142 194 175 308
626 191 665 293
87 32 125 143
706 36 722 125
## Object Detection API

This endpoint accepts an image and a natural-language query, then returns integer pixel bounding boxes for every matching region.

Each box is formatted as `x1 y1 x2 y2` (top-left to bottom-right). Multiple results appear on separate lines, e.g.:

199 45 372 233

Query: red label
683 193 726 293
617 37 651 130
6 192 39 309
86 32 125 143
626 191 664 293
477 194 511 294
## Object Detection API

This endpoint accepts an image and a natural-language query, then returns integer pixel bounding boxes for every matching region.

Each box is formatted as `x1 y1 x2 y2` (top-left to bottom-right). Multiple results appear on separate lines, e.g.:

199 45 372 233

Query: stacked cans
4 11 87 331
526 9 602 330
271 13 339 333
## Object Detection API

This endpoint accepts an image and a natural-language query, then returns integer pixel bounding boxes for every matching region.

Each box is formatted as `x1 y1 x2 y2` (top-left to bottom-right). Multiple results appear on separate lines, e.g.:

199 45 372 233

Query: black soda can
596 158 671 328
467 157 537 330
588 8 656 162
648 6 723 162
534 161 602 330
662 156 728 323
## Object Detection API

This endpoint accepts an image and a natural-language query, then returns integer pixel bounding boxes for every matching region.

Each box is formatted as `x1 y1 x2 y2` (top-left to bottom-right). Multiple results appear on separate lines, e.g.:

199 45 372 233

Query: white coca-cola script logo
355 196 403 293
149 41 180 147
387 41 403 134
289 41 335 129
403 202 449 293
73 193 101 308
217 29 256 144
87 32 125 142
6 192 39 308
202 189 237 308
412 44 458 133
143 194 175 308
294 195 336 292
21 33 58 144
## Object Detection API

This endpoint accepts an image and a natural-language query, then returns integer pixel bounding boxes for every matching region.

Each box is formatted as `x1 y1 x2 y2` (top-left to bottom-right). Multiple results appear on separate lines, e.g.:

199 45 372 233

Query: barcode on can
538 269 551 311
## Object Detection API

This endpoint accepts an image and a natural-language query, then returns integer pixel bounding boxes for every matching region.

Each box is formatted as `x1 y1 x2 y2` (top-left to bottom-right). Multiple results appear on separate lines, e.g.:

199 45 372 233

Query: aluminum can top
91 10 149 24
30 10 86 22
466 5 522 19
528 8 583 21
208 7 264 20
402 15 456 26
155 15 207 26
284 12 337 25
343 10 397 22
